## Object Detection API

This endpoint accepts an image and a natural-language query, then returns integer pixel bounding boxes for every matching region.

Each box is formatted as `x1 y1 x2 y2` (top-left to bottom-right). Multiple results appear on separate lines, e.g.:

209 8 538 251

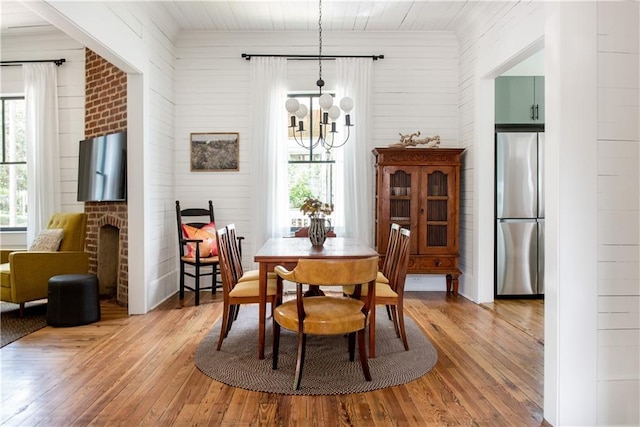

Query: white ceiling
1 1 501 36
2 1 543 73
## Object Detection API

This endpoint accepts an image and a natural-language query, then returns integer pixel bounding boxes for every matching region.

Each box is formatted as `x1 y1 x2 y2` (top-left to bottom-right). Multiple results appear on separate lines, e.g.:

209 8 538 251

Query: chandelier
285 0 354 154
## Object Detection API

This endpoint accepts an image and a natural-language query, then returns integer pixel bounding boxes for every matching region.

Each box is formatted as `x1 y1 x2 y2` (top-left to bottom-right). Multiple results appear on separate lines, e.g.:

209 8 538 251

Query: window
287 93 336 230
1 97 27 230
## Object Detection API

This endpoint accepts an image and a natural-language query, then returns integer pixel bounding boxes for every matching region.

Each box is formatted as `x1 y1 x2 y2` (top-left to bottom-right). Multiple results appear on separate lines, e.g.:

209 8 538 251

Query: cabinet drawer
409 256 458 272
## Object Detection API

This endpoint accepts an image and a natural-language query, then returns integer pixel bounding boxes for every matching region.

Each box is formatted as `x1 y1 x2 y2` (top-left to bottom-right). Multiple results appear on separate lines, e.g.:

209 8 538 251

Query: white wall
0 31 86 248
596 1 640 424
27 1 181 313
174 30 460 267
457 1 545 303
457 0 639 425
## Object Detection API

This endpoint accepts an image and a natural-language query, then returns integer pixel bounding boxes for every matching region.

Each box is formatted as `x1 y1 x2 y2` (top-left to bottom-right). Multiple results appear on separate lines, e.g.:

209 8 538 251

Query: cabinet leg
446 274 460 296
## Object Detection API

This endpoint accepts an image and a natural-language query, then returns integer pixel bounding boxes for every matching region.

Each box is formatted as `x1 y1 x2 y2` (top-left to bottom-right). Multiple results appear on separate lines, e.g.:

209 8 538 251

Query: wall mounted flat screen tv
77 131 127 202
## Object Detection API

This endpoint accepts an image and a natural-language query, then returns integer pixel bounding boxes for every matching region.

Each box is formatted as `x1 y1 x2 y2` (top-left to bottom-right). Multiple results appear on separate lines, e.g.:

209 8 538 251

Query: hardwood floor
1 292 546 426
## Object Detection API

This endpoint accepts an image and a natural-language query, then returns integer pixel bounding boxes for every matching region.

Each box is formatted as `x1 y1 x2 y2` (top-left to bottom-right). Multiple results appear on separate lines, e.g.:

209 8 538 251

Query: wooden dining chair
216 226 281 351
378 223 401 284
176 200 219 306
227 223 276 284
344 227 411 353
272 256 379 390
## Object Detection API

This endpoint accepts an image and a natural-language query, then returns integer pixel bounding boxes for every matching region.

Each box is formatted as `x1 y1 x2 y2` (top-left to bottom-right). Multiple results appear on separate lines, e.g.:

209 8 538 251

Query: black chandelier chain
317 0 323 89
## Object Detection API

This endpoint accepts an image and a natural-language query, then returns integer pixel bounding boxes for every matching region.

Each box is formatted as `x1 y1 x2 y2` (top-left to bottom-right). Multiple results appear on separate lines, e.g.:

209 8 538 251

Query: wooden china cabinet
373 147 464 295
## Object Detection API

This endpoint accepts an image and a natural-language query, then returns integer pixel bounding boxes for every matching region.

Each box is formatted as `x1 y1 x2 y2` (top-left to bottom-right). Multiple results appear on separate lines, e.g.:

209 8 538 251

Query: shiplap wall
456 0 545 301
0 32 85 247
22 0 182 313
174 30 459 267
106 2 180 311
596 1 640 424
456 0 639 424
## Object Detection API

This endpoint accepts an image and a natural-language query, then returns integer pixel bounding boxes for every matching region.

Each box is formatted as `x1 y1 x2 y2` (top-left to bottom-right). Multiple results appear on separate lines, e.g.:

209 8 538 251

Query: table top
254 237 378 263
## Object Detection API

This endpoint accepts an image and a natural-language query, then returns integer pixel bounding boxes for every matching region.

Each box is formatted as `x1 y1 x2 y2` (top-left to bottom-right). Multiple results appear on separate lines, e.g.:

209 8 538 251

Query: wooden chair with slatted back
378 223 401 284
176 200 219 306
272 256 379 390
216 226 281 351
376 228 411 351
343 227 411 353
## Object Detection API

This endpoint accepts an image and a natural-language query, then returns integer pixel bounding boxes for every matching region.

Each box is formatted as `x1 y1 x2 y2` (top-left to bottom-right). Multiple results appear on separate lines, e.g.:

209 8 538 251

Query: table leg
258 263 267 360
369 281 376 358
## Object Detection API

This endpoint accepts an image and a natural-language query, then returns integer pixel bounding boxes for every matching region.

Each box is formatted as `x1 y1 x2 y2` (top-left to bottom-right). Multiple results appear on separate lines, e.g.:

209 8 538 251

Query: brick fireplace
83 48 128 305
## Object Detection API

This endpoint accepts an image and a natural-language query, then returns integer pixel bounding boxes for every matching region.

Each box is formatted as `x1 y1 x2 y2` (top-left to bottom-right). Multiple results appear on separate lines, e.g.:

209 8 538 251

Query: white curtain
335 58 373 245
23 63 61 246
249 57 289 254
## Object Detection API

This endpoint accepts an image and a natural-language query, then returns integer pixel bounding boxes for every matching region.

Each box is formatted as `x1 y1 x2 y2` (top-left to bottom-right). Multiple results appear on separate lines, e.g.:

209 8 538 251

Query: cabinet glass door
420 166 456 254
389 170 412 225
381 166 420 253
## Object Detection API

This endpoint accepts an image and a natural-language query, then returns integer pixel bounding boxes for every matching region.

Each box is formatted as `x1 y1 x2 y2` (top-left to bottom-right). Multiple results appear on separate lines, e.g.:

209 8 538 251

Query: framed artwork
190 132 239 171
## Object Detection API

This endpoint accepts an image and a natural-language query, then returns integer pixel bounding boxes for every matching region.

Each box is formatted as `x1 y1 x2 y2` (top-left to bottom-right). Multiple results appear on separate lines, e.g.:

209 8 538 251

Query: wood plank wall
595 1 640 424
174 30 459 266
0 32 85 216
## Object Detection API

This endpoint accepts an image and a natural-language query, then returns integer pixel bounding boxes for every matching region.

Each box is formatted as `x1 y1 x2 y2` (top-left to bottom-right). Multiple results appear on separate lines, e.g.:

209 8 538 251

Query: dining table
254 237 380 359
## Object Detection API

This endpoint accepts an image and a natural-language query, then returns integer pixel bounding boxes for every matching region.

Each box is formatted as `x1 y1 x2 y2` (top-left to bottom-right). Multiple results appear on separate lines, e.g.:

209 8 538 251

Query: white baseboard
404 274 447 291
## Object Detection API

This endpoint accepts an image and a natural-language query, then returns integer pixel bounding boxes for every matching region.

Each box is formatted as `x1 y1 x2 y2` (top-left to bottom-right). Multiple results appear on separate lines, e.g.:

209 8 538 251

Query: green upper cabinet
495 76 545 124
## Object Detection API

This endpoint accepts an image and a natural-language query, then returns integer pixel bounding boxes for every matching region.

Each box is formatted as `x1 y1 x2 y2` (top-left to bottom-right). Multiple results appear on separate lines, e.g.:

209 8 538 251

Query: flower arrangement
300 197 334 219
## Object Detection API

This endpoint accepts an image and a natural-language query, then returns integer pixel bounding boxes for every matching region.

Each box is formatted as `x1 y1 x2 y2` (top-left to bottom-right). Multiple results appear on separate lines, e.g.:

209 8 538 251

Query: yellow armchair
0 212 90 316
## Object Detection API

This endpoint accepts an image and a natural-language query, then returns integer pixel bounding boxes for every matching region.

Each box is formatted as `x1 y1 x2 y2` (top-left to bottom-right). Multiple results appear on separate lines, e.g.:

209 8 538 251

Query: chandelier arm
329 126 351 149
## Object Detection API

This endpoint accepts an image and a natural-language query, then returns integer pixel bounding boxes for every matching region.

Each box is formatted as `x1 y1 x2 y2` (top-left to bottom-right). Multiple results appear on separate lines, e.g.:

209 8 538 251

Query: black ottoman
47 274 101 327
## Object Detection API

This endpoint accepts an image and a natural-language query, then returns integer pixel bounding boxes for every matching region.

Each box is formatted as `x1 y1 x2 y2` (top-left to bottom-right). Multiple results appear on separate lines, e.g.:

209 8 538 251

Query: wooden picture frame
190 132 239 171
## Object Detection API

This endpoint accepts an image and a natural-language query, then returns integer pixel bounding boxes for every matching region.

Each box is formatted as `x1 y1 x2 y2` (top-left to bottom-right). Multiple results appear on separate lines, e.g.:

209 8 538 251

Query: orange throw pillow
181 222 218 258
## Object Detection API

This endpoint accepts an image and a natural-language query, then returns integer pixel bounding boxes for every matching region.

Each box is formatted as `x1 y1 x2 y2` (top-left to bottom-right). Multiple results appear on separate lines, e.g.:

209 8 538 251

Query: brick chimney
83 48 128 305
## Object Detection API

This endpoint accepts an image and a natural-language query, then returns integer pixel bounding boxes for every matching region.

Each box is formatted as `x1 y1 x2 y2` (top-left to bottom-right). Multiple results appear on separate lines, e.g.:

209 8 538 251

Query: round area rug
195 304 437 395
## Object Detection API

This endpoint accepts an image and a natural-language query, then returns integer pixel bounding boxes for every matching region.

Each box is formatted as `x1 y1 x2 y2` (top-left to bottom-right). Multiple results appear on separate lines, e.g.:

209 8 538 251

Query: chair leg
293 332 307 390
194 264 200 306
272 318 281 370
216 303 230 351
225 305 237 337
357 329 372 381
179 264 185 299
213 264 219 293
233 304 240 321
348 332 356 361
397 303 409 351
386 304 392 320
390 305 401 338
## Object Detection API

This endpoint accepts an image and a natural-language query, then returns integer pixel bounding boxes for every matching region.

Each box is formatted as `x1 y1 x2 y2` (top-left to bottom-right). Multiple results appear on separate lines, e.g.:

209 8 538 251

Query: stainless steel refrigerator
495 128 544 296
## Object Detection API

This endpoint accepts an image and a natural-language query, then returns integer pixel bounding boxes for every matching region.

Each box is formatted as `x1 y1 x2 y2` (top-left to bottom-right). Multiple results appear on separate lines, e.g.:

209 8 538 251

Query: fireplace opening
98 224 119 298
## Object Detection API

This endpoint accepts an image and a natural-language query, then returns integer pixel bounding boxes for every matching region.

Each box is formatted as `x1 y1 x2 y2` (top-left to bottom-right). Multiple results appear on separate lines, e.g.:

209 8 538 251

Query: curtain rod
1 58 66 67
241 54 383 61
